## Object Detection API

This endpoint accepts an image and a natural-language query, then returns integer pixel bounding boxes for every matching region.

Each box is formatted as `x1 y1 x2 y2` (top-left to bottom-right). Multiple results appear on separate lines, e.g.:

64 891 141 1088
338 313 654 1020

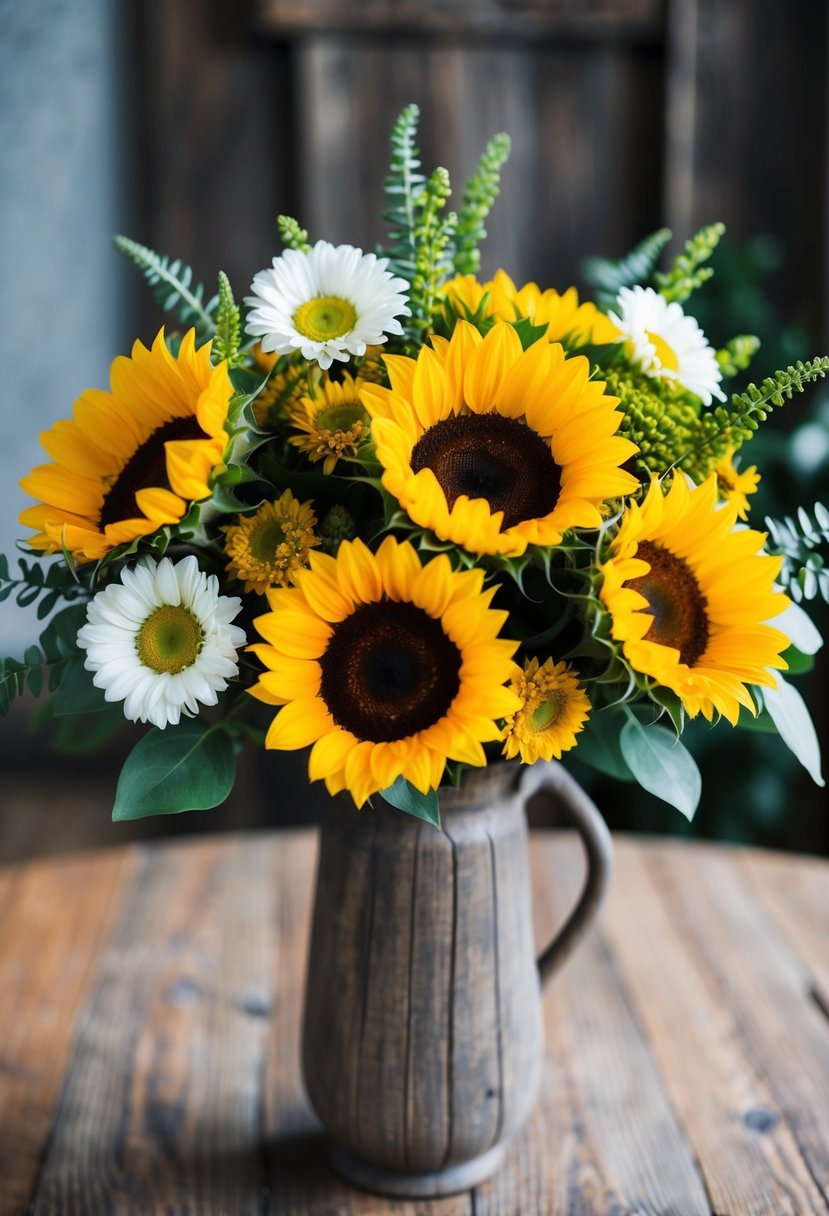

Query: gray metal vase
301 759 613 1198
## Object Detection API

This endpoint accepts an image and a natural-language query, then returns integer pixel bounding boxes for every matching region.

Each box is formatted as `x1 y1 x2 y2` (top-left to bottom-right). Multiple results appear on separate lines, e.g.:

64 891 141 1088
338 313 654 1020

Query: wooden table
1 830 828 1215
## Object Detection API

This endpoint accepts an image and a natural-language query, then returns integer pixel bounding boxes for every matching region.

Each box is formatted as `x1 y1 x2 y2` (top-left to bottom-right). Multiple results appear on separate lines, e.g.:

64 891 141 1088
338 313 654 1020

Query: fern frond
451 133 511 277
582 228 673 310
381 104 426 282
114 235 217 334
277 215 311 253
213 271 242 367
0 602 87 714
655 222 725 303
765 503 829 603
716 334 761 378
674 359 829 472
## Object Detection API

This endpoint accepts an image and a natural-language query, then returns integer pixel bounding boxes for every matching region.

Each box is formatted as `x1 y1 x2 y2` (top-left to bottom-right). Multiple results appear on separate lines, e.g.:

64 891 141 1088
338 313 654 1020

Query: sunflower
609 285 725 405
502 658 590 763
715 450 759 520
20 329 232 561
361 320 638 557
249 536 521 806
288 373 371 472
224 491 319 594
600 475 789 724
442 270 620 344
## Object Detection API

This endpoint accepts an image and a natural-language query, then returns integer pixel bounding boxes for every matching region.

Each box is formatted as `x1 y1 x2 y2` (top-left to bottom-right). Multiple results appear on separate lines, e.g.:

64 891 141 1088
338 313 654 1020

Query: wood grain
1 831 828 1213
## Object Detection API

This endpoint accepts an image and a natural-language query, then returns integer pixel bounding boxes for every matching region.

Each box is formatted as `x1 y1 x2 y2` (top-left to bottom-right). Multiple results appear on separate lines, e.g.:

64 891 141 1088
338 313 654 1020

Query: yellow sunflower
715 450 760 520
249 536 521 806
502 658 590 763
224 490 319 594
288 372 371 472
442 270 620 345
600 475 790 724
20 329 232 561
361 320 638 557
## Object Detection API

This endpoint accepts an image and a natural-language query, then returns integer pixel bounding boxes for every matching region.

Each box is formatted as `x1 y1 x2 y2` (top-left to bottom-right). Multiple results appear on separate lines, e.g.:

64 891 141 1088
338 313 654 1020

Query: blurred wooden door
132 0 828 337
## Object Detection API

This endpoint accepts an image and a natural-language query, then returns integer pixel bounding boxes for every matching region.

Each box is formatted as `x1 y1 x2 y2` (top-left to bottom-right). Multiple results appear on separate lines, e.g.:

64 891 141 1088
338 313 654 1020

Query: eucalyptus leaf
113 720 235 821
760 678 824 787
620 716 701 820
775 600 823 655
576 709 634 782
54 655 108 716
379 776 441 829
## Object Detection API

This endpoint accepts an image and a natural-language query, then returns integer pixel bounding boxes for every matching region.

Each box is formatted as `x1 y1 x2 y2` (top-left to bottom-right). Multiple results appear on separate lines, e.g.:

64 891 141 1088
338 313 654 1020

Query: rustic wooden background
2 0 828 861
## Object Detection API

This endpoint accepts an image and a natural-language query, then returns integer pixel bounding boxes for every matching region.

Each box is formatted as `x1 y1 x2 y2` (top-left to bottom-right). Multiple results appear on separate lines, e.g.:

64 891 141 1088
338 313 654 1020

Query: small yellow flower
288 372 371 473
224 491 319 595
502 658 590 763
715 451 759 520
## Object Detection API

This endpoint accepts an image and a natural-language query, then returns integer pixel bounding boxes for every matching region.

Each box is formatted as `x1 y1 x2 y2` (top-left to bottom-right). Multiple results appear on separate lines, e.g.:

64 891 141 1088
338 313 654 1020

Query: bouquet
4 104 827 826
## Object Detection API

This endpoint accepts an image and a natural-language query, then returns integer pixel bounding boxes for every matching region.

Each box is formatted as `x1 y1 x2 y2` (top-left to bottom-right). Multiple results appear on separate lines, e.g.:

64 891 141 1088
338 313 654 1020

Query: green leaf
54 655 108 716
649 685 685 736
213 270 242 367
775 600 823 655
112 721 235 820
582 227 672 310
576 709 634 782
113 235 217 335
654 221 726 303
379 776 441 829
619 716 701 820
760 678 824 787
512 317 549 351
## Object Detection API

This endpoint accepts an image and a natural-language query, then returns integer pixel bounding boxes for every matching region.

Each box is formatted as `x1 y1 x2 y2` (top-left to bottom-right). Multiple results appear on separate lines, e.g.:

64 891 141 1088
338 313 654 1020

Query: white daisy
244 240 410 370
77 555 246 729
609 285 726 405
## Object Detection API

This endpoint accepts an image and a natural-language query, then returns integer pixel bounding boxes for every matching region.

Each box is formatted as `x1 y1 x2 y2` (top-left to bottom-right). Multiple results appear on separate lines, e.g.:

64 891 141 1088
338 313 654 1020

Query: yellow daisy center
100 415 203 529
628 541 709 665
319 599 462 742
411 413 560 529
248 518 289 562
645 330 679 372
529 692 564 732
136 604 203 674
293 296 358 342
315 402 369 435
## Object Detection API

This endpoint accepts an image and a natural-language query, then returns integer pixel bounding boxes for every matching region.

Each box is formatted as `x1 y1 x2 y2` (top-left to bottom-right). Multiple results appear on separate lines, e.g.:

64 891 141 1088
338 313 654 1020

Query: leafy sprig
213 271 243 367
114 235 218 335
765 503 829 603
655 222 726 303
715 334 761 377
382 104 427 283
0 603 87 715
0 553 87 619
451 133 511 277
277 215 312 253
407 168 457 348
582 228 672 311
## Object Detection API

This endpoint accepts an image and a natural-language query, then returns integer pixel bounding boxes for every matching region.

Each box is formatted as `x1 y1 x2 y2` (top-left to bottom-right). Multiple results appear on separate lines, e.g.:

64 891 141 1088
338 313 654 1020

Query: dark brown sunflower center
410 413 560 529
627 541 710 666
99 415 204 529
319 599 462 743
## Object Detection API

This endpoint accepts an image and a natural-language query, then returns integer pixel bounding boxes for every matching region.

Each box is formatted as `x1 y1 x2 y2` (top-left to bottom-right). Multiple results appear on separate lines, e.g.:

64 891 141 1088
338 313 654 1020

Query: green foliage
451 133 511 277
654 222 726 303
619 712 701 820
0 552 87 618
715 334 761 377
758 679 824 787
673 359 829 475
113 235 217 335
407 168 457 347
379 775 441 828
605 367 749 483
582 228 672 311
0 603 87 715
765 502 829 603
382 104 427 283
213 271 242 367
112 720 235 820
277 214 311 253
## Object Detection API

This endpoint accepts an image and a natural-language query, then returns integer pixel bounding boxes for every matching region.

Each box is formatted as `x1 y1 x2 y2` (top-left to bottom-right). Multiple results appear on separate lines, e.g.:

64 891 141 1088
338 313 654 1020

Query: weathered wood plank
29 837 275 1215
254 0 664 40
0 852 129 1216
739 847 829 1010
475 832 712 1215
604 839 828 1215
295 39 663 294
640 840 829 1207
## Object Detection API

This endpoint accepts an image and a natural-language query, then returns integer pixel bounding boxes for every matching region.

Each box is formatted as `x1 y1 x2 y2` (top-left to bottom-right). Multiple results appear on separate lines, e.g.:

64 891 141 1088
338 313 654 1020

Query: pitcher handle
518 760 613 991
